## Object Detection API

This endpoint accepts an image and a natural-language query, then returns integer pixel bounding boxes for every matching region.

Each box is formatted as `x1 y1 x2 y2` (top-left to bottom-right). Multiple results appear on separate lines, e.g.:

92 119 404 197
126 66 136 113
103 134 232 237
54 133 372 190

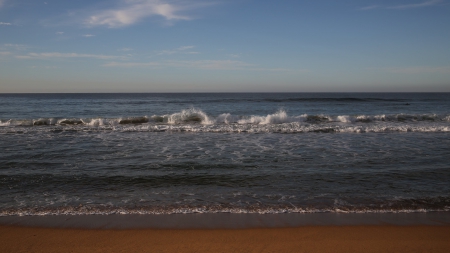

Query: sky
0 0 449 92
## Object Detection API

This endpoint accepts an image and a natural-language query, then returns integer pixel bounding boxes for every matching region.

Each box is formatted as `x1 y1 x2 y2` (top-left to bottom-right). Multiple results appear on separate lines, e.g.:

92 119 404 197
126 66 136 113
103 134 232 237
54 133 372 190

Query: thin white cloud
361 0 443 10
0 0 5 8
82 34 95 37
104 60 252 69
157 50 177 55
16 52 120 60
167 60 253 70
0 22 12 26
0 51 11 56
104 61 161 67
388 0 443 9
250 67 302 72
2 44 29 51
118 48 133 52
157 45 198 55
103 60 300 72
85 0 213 28
177 45 194 50
56 31 64 35
157 46 199 55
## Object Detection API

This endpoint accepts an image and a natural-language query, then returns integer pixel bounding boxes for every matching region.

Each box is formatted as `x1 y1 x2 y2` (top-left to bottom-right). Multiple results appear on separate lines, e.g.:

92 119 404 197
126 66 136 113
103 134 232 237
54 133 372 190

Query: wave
1 197 448 216
1 109 449 130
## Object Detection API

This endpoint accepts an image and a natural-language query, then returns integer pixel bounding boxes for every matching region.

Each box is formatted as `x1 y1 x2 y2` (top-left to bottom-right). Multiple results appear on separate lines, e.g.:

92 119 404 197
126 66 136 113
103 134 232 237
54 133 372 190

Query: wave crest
1 109 449 129
160 108 213 124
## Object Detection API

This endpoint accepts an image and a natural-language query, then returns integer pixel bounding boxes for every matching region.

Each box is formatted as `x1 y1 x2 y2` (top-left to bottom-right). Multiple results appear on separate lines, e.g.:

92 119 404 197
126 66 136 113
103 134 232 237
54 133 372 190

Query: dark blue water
0 93 449 215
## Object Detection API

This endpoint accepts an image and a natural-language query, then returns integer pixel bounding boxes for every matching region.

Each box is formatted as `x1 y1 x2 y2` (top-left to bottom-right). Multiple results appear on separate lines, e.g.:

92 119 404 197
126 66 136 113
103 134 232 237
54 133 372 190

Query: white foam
81 118 120 126
0 120 11 126
237 110 307 125
10 120 34 126
113 122 450 133
216 113 239 124
1 111 449 130
33 118 57 126
336 115 353 123
155 108 213 125
0 205 447 217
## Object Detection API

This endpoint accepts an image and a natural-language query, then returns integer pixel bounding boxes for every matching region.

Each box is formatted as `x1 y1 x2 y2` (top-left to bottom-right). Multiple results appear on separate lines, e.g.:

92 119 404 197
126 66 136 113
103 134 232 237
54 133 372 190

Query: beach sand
1 225 449 253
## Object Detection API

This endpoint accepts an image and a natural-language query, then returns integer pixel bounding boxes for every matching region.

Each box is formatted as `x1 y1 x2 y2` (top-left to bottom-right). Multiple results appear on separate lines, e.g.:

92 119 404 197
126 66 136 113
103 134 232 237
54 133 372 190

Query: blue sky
0 0 449 92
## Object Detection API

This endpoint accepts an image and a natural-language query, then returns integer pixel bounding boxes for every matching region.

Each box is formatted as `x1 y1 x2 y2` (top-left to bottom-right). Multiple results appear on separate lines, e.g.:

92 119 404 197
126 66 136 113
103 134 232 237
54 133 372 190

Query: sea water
0 93 449 215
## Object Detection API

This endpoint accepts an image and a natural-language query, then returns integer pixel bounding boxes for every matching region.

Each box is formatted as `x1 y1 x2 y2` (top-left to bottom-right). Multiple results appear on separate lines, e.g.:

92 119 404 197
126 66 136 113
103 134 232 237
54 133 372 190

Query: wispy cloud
0 22 12 26
104 60 253 69
360 0 443 10
2 44 29 51
103 60 300 73
56 31 64 35
388 0 443 9
0 51 11 56
118 48 133 52
0 0 5 8
157 45 199 55
82 34 95 37
103 60 300 72
251 67 300 72
104 61 161 67
167 60 253 70
177 45 194 50
84 0 213 28
16 52 120 60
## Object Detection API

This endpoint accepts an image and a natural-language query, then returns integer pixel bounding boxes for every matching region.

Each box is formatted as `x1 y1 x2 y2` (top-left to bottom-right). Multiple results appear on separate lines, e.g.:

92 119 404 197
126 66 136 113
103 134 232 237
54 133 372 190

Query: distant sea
0 93 449 216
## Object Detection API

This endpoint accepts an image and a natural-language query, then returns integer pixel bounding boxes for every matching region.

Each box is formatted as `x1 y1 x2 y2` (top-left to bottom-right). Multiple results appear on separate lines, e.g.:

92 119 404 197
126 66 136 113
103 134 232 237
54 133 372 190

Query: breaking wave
1 109 449 133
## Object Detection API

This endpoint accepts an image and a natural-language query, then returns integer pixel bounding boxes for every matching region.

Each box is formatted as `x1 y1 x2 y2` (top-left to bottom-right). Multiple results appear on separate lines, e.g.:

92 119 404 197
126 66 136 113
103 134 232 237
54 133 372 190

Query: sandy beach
1 225 449 253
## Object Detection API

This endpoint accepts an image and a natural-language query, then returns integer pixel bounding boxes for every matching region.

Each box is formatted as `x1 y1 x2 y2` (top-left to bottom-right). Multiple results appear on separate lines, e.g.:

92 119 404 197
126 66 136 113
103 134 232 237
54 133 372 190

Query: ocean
0 93 449 216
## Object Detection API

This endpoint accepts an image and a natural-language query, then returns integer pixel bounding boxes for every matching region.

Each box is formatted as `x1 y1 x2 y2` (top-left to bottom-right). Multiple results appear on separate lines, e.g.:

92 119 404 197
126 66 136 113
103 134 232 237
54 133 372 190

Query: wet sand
1 213 449 252
1 212 449 229
1 225 449 253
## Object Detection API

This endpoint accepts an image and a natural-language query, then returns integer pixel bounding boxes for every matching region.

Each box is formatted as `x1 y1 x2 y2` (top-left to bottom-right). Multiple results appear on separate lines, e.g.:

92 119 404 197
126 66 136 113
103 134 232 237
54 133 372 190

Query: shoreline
1 212 449 229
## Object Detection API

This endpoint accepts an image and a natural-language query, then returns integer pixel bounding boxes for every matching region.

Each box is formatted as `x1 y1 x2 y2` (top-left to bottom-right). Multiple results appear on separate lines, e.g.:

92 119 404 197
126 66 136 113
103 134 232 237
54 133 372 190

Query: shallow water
0 93 449 215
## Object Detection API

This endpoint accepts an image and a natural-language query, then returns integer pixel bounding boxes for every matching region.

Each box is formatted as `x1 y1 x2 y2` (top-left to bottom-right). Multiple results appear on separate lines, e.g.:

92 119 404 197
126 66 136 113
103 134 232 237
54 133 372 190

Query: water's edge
1 212 449 229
